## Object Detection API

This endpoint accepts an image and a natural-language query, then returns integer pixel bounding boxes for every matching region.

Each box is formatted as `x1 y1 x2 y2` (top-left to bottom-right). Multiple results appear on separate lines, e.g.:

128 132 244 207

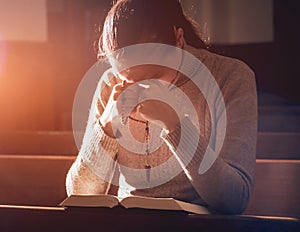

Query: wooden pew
245 159 300 218
0 154 74 206
0 131 78 155
257 132 300 159
0 154 299 218
1 131 300 159
258 105 300 132
1 128 300 217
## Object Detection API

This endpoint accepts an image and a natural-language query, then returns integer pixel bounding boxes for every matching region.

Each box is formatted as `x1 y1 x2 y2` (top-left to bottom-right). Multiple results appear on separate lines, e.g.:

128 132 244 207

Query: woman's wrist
161 105 181 133
99 120 116 139
164 115 180 133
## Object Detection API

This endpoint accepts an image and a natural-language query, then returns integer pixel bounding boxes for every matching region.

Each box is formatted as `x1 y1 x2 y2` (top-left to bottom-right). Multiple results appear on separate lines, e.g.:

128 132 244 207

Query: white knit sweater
66 45 257 214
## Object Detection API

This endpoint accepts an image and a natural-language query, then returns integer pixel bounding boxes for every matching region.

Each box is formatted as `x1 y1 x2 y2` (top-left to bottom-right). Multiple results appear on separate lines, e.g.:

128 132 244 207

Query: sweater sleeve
66 70 119 195
161 60 257 214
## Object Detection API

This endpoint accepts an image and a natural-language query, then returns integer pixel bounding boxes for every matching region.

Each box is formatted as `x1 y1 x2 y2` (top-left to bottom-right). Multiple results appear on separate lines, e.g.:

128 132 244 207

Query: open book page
60 195 210 214
60 194 119 208
173 199 210 215
120 195 210 214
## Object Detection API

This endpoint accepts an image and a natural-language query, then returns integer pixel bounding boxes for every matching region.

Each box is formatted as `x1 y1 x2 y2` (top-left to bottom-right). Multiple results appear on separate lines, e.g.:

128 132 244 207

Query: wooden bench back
0 154 299 218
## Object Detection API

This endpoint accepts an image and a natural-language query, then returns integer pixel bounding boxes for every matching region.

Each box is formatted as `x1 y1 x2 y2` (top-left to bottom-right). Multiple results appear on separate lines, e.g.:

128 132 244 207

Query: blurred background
0 0 299 131
0 0 299 218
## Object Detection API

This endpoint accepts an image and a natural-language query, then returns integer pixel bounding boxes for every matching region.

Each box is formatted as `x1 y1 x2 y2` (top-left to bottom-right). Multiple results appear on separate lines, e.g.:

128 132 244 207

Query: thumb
112 83 123 101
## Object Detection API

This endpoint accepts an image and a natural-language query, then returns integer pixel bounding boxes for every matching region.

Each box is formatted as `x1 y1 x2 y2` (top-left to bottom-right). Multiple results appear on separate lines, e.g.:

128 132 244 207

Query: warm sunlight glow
0 33 7 76
0 0 47 42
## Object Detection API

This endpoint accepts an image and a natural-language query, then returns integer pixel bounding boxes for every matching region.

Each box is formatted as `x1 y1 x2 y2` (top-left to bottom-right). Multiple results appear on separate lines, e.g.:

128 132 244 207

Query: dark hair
98 0 207 58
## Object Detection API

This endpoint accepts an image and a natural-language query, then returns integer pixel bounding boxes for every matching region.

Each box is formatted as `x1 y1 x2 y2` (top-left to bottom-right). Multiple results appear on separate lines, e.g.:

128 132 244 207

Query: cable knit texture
66 45 257 214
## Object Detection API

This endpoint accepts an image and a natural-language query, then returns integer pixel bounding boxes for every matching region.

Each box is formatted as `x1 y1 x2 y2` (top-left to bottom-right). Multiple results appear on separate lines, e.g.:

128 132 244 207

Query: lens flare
0 33 7 77
72 43 227 189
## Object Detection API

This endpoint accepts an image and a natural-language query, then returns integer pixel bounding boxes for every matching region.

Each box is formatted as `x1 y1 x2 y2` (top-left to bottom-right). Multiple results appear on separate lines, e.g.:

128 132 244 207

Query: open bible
60 194 210 215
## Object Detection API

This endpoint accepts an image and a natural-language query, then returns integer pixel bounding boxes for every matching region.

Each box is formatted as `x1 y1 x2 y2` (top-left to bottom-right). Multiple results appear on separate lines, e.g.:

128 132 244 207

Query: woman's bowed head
66 0 257 215
98 0 207 135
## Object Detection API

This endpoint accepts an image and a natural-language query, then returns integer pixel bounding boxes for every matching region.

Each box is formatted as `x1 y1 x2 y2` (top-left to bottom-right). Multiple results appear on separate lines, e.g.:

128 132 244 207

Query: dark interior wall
211 0 300 104
0 0 299 131
273 0 300 103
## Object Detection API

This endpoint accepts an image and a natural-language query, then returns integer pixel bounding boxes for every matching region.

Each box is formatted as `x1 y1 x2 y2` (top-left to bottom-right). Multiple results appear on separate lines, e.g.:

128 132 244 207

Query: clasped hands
100 80 180 138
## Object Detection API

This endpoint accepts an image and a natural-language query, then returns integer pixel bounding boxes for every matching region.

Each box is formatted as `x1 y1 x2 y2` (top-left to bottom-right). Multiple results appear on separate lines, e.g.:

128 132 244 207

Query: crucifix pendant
145 121 151 182
145 164 151 182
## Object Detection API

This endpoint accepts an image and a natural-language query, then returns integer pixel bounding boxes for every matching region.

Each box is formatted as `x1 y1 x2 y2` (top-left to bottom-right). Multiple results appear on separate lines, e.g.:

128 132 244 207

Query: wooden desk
0 205 299 232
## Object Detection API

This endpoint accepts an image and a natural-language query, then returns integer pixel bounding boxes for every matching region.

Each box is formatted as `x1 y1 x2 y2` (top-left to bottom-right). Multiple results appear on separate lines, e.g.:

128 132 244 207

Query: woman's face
107 28 185 83
119 64 168 83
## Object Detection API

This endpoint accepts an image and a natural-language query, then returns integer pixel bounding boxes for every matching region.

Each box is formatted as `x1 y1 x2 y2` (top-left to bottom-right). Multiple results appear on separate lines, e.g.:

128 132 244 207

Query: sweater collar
173 44 207 87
